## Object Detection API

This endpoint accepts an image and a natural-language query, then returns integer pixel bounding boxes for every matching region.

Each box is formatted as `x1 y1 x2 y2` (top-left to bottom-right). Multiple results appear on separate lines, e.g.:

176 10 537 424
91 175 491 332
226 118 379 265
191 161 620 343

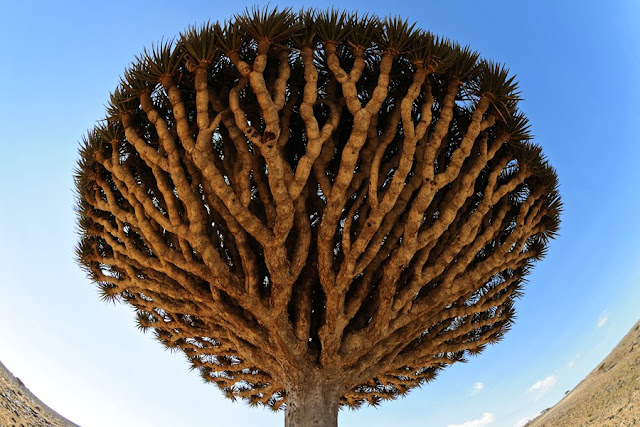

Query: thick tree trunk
284 373 341 427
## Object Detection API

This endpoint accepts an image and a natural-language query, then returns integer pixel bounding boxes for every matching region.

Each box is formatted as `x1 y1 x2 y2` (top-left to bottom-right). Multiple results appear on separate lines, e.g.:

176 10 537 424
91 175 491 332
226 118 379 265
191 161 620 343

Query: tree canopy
75 7 561 423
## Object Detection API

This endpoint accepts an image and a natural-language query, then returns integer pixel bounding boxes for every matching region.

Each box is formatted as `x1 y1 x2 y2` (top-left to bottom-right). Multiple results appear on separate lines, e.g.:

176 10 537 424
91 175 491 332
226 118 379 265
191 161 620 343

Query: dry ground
0 361 77 427
526 319 640 427
1 320 638 426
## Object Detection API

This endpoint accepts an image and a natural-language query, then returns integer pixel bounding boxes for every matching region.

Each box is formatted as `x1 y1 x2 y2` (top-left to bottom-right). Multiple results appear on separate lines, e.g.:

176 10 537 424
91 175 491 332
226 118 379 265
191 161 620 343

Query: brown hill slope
526 319 640 427
0 360 78 427
2 321 639 427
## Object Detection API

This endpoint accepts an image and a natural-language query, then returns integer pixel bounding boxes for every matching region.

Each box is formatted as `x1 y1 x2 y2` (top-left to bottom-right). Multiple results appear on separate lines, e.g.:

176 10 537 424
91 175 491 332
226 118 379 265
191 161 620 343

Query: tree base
284 372 341 427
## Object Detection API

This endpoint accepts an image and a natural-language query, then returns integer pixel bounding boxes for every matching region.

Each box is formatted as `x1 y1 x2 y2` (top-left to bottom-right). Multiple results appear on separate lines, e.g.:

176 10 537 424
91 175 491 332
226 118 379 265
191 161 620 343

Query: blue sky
0 1 639 426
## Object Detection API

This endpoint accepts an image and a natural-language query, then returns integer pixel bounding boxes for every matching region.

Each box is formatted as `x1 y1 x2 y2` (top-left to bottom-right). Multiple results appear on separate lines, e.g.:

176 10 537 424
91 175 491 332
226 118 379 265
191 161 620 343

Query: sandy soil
0 361 78 427
526 319 640 427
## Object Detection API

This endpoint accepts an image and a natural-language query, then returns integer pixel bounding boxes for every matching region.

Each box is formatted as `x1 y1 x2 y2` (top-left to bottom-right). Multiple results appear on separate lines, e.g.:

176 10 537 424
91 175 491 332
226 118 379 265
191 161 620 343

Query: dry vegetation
0 361 77 427
527 319 640 427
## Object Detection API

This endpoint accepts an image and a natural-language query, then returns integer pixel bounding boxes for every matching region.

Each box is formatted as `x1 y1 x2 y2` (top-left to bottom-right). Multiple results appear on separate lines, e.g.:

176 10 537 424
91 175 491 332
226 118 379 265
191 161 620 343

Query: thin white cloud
598 313 608 328
567 352 582 368
527 375 557 400
471 382 484 396
447 412 495 427
514 416 534 427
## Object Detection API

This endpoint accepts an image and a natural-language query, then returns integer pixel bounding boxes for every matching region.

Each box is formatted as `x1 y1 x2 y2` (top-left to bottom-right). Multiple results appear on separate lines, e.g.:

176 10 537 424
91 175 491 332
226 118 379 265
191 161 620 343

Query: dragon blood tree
75 8 561 426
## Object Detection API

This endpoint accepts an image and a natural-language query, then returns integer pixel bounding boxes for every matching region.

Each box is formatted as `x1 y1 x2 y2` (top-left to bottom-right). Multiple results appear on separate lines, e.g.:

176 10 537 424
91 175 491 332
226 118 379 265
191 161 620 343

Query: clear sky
0 1 638 426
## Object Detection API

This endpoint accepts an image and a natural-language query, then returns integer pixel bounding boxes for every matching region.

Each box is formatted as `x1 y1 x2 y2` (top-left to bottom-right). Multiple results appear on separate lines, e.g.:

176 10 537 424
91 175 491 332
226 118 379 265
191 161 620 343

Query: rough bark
284 372 342 427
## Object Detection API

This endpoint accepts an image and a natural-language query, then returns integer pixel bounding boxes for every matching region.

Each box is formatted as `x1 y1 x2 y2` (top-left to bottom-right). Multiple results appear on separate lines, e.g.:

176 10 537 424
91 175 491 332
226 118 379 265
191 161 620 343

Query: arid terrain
0 361 77 427
526 319 640 426
1 320 638 426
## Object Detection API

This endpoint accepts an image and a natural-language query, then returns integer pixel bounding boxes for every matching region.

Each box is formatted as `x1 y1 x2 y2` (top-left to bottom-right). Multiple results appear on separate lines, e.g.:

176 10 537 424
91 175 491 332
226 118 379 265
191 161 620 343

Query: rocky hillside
0 360 78 427
526 319 640 426
2 321 639 426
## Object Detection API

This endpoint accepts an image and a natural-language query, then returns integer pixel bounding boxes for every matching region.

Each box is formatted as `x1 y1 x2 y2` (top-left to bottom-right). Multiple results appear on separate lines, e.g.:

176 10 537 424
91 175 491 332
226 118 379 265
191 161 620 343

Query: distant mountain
0 360 78 426
526 319 640 426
